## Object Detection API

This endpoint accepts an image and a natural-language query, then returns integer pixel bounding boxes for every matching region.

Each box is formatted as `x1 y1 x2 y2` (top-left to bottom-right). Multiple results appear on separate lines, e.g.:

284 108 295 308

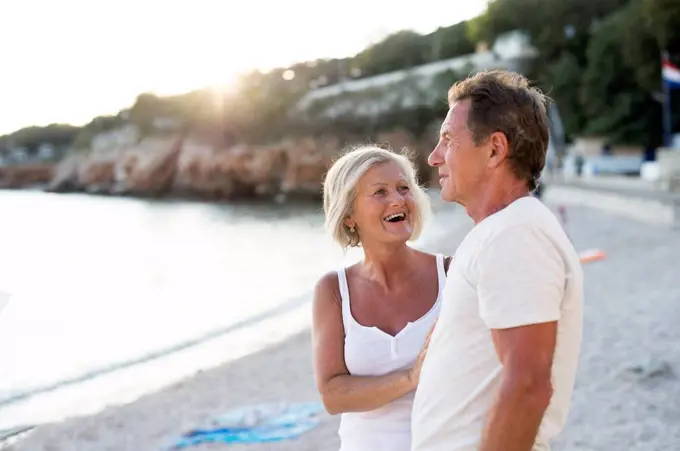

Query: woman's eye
398 185 410 192
374 189 386 195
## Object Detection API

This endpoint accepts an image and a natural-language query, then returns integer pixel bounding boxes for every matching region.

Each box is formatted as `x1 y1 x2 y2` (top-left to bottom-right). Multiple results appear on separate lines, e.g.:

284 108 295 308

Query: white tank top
336 254 446 451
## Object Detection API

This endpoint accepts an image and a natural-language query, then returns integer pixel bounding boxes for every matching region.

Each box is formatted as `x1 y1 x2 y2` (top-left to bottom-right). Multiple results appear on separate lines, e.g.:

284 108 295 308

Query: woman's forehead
358 162 406 185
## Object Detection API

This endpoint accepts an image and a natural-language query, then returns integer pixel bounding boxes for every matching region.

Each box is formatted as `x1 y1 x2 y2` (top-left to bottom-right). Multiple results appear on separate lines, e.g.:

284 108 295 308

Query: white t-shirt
411 196 583 451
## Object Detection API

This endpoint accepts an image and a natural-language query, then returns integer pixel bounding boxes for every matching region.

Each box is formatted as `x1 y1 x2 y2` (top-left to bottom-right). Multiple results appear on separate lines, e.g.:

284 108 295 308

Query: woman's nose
388 191 405 206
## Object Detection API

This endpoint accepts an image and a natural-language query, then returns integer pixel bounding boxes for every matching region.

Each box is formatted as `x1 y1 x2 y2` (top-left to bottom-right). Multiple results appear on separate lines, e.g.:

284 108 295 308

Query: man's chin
439 189 456 203
440 191 465 207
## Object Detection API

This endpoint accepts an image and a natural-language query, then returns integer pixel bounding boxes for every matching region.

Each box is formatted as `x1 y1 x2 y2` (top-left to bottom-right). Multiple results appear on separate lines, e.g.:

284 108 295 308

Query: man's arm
475 223 566 451
479 322 557 451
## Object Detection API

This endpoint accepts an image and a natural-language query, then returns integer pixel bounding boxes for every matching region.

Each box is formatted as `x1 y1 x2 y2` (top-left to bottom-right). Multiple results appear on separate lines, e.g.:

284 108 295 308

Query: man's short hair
449 70 550 191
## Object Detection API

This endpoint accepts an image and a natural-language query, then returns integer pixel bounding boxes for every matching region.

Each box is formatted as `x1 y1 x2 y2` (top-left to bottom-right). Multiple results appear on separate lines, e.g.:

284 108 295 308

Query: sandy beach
5 198 680 451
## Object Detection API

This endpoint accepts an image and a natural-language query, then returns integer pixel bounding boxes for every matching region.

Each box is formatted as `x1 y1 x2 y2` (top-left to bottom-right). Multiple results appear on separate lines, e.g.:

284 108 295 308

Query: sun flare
0 0 488 133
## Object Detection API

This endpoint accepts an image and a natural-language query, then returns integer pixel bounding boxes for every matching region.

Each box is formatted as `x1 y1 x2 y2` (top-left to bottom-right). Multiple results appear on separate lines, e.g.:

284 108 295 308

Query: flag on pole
662 53 680 89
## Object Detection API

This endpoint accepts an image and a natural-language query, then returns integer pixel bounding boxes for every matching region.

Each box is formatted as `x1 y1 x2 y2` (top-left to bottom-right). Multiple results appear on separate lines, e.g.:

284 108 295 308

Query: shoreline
6 331 342 451
5 176 679 228
0 187 323 207
0 291 312 410
0 296 315 432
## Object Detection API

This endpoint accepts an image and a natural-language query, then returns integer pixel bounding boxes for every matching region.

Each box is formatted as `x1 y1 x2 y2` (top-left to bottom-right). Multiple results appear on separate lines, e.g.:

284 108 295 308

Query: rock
0 164 53 188
174 140 289 200
77 152 119 194
280 137 336 199
114 137 182 196
48 154 85 192
224 143 287 197
6 128 435 201
172 141 237 199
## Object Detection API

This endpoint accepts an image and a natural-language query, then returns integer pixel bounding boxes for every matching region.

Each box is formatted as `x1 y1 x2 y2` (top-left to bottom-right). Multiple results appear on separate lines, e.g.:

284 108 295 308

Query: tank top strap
336 268 352 334
435 254 446 294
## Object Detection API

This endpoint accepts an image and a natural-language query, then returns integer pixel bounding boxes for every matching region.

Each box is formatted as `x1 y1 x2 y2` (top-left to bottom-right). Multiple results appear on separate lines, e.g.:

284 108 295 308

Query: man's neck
465 179 530 224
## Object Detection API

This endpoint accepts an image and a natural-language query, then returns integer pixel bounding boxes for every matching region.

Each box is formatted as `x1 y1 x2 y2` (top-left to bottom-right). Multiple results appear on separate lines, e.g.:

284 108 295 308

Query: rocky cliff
0 131 436 201
0 163 53 189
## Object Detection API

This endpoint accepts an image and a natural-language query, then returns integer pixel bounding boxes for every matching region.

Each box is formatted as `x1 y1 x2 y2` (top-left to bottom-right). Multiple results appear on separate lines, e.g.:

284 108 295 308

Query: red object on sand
578 249 606 264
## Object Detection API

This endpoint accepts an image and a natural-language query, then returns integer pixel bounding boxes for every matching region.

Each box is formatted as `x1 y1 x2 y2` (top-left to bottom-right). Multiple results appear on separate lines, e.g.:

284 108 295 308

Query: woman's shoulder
313 270 342 308
414 248 448 258
417 250 453 273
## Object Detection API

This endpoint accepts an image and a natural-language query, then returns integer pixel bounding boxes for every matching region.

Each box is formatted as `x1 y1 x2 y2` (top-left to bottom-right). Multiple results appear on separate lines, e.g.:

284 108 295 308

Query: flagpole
663 73 672 148
662 50 673 148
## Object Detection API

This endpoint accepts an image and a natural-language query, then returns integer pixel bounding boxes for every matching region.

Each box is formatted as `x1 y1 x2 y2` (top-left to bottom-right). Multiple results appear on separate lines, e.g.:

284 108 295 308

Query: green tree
468 0 628 61
617 0 663 93
469 0 646 142
128 93 164 136
0 124 81 154
354 31 430 77
541 51 586 138
427 21 475 61
580 5 662 146
642 0 680 53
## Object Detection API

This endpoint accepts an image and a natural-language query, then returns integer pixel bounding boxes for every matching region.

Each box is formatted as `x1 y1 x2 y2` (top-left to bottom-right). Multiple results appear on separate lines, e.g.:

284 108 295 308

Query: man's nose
428 145 442 167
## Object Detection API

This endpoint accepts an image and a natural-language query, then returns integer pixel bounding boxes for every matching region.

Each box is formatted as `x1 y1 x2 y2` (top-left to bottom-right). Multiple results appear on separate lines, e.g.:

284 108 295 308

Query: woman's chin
383 223 413 241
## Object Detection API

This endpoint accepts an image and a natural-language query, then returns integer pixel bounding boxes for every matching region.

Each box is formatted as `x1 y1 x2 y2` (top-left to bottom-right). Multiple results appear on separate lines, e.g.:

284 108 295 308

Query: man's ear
488 132 510 168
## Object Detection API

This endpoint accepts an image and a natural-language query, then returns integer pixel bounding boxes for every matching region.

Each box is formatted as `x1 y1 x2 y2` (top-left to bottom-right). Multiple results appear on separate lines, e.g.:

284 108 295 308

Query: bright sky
0 0 487 134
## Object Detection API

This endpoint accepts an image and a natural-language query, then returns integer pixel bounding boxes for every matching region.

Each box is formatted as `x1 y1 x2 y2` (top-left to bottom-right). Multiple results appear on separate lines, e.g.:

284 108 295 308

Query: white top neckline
336 253 446 339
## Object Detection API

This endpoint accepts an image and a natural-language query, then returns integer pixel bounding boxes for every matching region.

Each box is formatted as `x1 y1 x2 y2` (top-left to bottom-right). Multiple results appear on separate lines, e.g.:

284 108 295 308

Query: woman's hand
408 322 437 389
314 271 424 414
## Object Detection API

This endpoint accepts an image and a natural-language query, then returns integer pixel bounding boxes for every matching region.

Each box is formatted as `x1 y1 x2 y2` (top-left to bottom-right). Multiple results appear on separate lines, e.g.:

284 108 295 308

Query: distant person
312 146 451 451
411 70 584 451
574 153 585 177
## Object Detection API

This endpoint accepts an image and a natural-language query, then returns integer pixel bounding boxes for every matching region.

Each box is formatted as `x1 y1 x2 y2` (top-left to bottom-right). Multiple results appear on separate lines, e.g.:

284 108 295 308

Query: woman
312 146 451 450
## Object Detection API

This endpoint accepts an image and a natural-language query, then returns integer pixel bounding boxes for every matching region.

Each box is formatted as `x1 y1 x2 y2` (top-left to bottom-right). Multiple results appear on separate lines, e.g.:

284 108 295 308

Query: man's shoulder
462 198 541 241
483 197 562 239
459 198 568 264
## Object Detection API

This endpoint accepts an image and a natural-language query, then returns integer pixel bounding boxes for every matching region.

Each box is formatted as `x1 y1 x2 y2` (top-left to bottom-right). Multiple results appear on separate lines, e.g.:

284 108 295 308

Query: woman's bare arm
311 272 417 415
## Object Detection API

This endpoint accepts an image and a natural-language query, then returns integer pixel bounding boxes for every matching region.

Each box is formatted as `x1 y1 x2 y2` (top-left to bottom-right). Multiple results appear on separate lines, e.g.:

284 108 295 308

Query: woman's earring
349 225 355 233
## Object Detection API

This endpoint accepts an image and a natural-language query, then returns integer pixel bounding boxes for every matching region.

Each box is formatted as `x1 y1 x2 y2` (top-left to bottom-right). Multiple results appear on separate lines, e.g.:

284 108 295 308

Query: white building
91 124 140 154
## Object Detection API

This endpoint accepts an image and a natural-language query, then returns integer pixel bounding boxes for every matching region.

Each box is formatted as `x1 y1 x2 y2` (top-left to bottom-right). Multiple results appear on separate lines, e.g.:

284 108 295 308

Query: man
411 70 583 451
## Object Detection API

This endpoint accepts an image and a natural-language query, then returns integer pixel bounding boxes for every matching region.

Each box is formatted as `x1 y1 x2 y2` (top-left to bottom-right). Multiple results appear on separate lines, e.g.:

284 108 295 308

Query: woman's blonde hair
322 145 431 248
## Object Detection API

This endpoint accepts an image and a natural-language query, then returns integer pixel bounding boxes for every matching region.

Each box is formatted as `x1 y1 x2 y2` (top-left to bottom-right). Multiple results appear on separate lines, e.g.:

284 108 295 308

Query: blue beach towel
168 402 324 449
